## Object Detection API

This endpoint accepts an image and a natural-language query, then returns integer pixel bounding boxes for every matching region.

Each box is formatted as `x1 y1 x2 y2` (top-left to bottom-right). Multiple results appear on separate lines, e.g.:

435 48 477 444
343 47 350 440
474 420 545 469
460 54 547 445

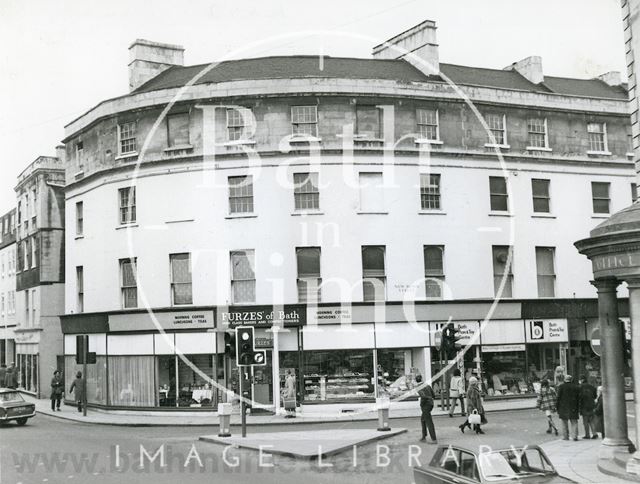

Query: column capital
626 278 640 290
591 277 621 293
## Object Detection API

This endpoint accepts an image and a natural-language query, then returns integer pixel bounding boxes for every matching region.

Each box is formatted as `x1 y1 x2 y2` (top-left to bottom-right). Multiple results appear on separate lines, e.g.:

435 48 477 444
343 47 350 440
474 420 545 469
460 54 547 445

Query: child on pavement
536 379 559 436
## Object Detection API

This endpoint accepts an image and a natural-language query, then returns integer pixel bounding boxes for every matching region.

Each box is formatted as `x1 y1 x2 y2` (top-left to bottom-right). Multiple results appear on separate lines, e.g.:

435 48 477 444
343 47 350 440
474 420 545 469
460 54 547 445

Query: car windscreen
480 448 556 481
0 391 25 403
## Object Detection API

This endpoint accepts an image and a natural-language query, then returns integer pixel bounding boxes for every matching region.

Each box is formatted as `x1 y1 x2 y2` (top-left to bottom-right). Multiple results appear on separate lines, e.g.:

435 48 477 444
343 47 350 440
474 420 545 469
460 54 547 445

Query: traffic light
224 332 236 358
76 334 96 364
442 323 462 361
235 326 266 366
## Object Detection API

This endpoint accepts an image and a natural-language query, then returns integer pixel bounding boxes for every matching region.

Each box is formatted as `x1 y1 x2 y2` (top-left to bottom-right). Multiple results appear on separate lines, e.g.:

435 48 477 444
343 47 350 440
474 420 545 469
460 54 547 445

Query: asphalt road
0 408 583 484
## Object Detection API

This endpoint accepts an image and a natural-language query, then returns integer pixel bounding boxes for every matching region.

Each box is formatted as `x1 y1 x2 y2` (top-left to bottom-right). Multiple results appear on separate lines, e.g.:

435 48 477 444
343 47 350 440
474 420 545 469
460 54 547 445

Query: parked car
414 444 574 483
0 388 36 426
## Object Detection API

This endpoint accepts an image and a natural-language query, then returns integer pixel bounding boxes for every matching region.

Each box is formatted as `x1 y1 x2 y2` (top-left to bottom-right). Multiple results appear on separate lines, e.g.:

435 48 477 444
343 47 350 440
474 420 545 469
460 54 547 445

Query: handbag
545 409 552 417
468 409 481 425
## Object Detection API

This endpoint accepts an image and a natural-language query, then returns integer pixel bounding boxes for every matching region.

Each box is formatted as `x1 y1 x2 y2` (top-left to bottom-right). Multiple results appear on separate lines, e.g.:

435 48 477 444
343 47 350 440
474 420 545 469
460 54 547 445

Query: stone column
592 278 632 454
626 280 640 468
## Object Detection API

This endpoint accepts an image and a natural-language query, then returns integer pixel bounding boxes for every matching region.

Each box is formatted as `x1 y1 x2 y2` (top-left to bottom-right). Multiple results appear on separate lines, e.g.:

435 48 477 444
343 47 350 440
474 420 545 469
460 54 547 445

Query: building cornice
63 77 630 141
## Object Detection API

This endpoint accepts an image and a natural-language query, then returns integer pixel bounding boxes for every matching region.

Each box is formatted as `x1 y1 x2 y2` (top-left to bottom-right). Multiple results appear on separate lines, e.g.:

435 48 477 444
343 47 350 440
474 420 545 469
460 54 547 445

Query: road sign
591 328 601 356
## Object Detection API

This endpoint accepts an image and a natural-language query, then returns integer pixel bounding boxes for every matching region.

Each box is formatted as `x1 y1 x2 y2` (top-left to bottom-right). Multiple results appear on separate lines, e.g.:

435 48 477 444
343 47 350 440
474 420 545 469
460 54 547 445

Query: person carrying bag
459 377 485 434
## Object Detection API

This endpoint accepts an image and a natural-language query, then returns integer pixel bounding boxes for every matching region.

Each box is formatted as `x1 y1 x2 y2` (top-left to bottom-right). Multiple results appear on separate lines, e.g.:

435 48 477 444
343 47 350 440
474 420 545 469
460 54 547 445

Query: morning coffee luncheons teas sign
219 305 306 327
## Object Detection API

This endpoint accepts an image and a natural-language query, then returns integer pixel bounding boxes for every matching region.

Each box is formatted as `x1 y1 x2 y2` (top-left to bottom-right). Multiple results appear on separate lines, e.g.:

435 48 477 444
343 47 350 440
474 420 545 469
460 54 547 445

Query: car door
414 448 482 484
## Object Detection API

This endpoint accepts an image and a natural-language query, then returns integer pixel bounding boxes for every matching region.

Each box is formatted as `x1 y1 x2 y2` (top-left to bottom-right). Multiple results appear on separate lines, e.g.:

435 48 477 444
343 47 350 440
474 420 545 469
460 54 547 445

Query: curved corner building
60 21 635 413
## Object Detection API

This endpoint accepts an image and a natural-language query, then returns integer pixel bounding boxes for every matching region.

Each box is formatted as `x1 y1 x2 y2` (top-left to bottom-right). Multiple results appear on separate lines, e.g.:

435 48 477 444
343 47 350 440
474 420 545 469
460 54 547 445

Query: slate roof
131 55 627 100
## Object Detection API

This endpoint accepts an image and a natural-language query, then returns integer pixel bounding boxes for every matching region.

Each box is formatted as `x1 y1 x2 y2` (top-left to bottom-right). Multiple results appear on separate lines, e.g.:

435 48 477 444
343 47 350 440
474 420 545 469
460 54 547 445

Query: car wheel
16 418 28 426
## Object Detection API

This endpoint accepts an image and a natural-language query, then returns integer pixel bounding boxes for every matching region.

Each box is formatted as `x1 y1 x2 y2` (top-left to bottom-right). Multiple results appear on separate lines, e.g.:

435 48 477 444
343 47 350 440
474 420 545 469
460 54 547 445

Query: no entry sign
591 328 601 356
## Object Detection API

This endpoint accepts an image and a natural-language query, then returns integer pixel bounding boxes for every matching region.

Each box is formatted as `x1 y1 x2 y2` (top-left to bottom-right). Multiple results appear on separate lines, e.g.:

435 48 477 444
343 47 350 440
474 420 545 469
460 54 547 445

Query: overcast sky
0 0 627 211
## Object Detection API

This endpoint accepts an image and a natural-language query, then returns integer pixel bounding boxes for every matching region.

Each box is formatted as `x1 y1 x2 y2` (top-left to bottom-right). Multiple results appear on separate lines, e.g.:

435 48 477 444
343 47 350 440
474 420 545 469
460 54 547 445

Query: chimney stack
55 144 66 164
504 56 544 84
372 20 439 75
128 39 185 92
597 71 623 86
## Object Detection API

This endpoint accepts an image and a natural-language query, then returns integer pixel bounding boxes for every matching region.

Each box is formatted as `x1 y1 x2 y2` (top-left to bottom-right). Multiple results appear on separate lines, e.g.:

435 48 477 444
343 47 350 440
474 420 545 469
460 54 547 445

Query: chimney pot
597 71 623 86
372 20 439 75
128 39 185 92
504 56 544 84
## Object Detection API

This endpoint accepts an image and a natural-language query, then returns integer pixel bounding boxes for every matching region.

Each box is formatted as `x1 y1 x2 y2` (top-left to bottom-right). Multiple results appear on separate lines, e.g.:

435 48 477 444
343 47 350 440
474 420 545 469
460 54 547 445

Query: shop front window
17 353 38 393
177 354 215 407
108 356 155 407
64 355 107 405
483 350 531 396
303 350 374 402
431 347 480 396
156 355 217 408
376 349 419 398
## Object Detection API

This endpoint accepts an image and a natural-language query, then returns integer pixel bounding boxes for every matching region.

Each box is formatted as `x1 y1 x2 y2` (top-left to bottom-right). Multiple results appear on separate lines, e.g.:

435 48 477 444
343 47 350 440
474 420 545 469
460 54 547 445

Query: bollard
376 397 391 431
218 403 232 437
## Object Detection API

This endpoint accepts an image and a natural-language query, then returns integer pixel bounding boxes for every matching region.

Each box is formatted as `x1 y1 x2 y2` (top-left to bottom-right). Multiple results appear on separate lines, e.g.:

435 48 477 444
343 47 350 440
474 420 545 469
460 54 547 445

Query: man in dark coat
579 375 597 439
50 370 64 411
556 374 581 441
416 374 437 443
69 371 85 413
4 364 18 389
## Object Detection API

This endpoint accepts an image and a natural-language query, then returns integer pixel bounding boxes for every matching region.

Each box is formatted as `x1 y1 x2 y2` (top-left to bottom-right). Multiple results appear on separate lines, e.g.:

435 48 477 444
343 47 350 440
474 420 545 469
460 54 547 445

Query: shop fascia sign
429 321 480 345
219 305 305 328
525 319 568 343
109 310 215 332
14 331 40 344
307 306 353 325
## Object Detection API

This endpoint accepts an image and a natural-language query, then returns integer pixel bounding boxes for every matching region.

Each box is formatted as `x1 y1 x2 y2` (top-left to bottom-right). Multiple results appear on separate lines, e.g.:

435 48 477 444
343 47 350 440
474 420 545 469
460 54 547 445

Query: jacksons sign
219 305 306 327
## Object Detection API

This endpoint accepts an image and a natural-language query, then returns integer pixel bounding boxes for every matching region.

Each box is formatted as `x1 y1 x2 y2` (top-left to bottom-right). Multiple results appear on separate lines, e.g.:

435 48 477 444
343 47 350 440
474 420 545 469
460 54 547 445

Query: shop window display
17 354 38 394
303 350 374 402
64 355 107 405
156 355 216 407
108 356 155 406
376 349 418 398
430 347 480 396
483 351 532 396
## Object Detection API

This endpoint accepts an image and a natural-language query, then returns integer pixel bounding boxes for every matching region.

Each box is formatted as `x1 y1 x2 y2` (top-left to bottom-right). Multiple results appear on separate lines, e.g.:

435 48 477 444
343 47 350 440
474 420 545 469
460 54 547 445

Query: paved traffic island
199 428 408 459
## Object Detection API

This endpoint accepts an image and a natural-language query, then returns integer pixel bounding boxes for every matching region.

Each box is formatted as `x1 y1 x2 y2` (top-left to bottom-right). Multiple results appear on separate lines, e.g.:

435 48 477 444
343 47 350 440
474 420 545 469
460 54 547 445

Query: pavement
23 394 539 426
199 428 408 459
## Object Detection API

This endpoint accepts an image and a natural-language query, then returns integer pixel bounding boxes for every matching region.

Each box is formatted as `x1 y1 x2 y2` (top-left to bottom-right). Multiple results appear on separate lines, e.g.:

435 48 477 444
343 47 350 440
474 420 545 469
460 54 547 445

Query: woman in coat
594 386 604 438
69 371 85 413
536 379 558 435
448 369 465 417
459 376 485 434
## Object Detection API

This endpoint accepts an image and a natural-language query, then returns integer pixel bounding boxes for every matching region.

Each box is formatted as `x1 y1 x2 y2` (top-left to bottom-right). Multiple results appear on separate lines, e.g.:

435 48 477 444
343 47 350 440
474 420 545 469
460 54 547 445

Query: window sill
289 136 322 143
484 143 511 149
526 146 552 152
74 235 84 240
586 150 612 156
415 138 443 145
356 211 389 215
418 210 447 215
165 219 195 225
591 214 611 219
115 152 138 161
115 223 139 230
531 213 556 219
225 213 258 220
221 140 255 147
164 144 194 152
488 211 514 217
291 211 324 216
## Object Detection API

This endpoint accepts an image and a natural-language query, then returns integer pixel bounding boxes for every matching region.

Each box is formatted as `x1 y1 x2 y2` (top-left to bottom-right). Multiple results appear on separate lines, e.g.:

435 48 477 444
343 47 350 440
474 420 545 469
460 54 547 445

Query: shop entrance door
251 350 273 409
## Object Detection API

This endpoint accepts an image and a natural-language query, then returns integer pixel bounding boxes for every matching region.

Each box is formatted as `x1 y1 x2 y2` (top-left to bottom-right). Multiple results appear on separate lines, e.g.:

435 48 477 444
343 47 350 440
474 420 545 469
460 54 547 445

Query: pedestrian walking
594 386 604 438
556 374 580 441
69 371 85 413
535 379 558 435
578 375 597 439
448 368 465 417
4 363 17 389
283 370 296 416
416 374 437 443
50 370 64 411
459 376 485 434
